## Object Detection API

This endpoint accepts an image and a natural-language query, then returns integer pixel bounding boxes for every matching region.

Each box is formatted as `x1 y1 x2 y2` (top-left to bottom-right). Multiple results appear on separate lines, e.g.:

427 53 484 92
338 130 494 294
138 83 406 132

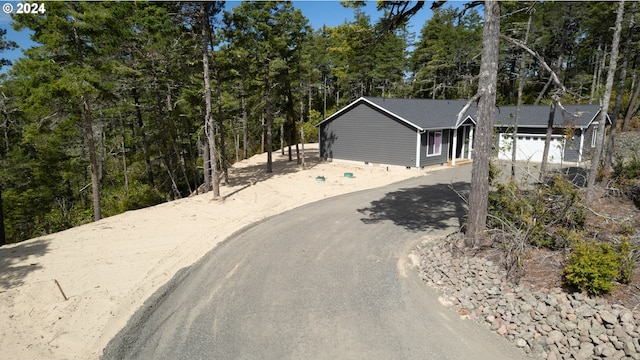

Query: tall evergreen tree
12 2 134 221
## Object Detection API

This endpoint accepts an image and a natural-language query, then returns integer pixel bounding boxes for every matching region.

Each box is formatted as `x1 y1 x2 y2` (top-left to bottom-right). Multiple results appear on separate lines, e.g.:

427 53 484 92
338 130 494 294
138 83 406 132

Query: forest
0 1 638 245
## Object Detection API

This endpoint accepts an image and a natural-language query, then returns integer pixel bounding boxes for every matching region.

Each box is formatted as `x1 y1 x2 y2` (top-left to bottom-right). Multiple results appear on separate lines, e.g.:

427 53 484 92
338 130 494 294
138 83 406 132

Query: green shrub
102 181 166 217
564 238 633 295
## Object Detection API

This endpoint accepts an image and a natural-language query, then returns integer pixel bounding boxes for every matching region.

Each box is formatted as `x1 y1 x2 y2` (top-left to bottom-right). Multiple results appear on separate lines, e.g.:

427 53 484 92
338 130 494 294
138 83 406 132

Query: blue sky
0 1 444 69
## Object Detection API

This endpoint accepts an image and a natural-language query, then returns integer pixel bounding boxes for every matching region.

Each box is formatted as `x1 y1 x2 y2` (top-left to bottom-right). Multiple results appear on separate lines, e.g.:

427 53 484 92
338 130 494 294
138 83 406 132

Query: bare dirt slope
0 144 439 360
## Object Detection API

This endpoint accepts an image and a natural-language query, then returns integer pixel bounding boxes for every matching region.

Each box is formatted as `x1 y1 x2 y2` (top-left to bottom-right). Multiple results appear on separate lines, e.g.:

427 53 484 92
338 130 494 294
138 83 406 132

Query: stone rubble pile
416 239 640 360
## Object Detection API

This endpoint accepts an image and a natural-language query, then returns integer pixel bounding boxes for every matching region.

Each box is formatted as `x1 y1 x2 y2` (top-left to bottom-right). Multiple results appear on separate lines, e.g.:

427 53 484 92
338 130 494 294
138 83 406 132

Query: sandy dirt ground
0 144 450 360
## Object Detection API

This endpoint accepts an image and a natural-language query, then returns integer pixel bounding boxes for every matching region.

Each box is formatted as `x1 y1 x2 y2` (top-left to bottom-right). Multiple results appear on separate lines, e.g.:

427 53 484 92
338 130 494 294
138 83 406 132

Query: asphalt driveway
102 165 530 360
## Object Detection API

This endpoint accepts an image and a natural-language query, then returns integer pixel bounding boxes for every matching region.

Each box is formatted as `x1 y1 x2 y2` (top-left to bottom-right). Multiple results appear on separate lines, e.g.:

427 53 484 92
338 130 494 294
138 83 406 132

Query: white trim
315 97 362 126
578 130 584 162
591 126 598 148
584 111 611 128
415 130 421 168
455 115 477 128
468 127 474 159
317 97 423 130
451 129 458 166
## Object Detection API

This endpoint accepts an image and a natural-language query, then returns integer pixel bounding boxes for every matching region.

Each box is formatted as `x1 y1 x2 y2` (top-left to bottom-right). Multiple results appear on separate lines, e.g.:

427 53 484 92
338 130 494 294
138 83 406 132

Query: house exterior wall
319 102 418 167
420 129 450 167
581 124 598 160
563 128 582 162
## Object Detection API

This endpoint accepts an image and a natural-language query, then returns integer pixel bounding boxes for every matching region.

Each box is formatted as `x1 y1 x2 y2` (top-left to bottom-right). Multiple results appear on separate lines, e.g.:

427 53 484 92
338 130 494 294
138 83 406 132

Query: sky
0 1 443 71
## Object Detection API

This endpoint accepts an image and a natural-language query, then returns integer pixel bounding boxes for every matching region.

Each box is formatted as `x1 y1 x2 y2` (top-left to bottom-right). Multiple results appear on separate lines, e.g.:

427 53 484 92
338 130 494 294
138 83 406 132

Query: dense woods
0 1 638 245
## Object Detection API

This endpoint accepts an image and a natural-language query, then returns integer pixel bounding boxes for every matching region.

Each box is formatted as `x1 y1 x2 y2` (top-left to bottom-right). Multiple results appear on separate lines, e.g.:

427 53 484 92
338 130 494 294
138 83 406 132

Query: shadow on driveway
357 182 469 232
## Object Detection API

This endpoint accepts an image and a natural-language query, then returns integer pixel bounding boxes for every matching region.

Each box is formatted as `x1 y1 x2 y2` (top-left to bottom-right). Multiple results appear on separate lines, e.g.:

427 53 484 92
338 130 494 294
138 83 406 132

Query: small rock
547 330 564 344
497 324 508 335
595 343 617 357
567 337 580 348
624 341 637 357
600 311 618 325
578 342 595 358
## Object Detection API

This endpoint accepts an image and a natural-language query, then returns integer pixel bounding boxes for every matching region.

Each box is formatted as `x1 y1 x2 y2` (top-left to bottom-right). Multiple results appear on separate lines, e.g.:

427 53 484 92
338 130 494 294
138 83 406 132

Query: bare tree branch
456 90 483 126
377 1 426 33
500 34 566 94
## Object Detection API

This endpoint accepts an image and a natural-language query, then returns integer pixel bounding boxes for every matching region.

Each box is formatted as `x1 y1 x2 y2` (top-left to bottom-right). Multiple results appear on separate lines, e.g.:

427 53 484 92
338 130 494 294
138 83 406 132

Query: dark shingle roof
318 97 602 130
494 104 602 128
363 97 475 130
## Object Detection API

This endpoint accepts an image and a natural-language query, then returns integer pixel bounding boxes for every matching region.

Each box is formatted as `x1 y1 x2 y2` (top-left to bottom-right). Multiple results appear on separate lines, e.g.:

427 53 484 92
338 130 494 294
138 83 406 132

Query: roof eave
316 97 423 130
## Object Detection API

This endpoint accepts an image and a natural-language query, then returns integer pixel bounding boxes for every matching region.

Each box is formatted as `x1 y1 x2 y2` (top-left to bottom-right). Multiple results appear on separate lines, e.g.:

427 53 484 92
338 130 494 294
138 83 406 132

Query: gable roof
363 97 476 130
317 97 476 131
318 97 604 130
494 104 604 128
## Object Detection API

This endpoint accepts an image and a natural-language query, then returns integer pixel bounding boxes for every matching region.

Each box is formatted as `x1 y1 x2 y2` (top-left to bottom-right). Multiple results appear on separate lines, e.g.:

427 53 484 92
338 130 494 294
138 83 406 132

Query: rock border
415 237 640 360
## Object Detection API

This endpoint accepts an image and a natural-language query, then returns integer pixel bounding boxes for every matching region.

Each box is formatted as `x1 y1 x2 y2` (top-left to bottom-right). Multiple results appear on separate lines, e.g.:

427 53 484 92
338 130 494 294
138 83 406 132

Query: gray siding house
318 97 606 168
494 104 607 163
318 97 476 168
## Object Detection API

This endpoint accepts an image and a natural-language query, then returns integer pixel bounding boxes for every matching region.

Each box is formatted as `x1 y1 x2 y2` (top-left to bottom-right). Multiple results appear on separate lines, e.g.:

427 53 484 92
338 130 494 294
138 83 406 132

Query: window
426 131 442 156
591 128 598 148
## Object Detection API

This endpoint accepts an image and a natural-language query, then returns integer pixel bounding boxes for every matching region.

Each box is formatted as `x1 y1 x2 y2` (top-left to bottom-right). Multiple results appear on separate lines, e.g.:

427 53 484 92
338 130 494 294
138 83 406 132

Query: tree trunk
511 11 533 180
623 73 640 131
203 139 211 192
466 0 500 246
280 122 285 156
605 2 635 170
201 5 220 199
622 3 639 132
300 87 306 168
539 99 557 178
540 4 572 177
241 82 249 159
265 58 273 173
587 0 625 204
119 113 129 195
533 76 552 106
0 187 6 246
82 95 101 221
592 44 608 104
210 36 228 184
132 86 154 188
589 49 600 105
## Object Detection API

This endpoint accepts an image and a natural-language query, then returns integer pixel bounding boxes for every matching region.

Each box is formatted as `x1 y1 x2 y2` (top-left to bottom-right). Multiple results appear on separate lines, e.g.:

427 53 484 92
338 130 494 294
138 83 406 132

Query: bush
102 181 166 217
488 175 585 249
564 238 635 295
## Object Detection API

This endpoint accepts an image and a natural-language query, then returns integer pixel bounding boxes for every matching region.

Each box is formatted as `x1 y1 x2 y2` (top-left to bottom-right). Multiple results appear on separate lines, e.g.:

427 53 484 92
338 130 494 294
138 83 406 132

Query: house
318 97 476 168
494 104 607 164
318 96 606 168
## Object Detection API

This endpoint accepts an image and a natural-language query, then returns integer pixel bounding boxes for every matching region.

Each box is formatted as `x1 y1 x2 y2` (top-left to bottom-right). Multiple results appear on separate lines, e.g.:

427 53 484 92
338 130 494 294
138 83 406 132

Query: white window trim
426 130 443 157
591 127 598 148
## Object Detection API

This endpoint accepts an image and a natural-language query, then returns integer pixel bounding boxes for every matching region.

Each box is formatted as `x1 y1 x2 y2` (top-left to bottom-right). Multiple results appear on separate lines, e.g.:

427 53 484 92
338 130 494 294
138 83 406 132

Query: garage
498 133 564 163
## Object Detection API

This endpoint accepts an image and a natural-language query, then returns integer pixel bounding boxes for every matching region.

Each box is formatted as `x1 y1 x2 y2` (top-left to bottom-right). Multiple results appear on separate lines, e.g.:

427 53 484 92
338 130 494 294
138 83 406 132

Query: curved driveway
103 166 530 360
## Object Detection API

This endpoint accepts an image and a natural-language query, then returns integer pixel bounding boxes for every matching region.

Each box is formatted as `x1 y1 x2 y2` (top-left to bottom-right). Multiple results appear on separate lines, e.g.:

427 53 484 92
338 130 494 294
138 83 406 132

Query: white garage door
498 133 564 163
